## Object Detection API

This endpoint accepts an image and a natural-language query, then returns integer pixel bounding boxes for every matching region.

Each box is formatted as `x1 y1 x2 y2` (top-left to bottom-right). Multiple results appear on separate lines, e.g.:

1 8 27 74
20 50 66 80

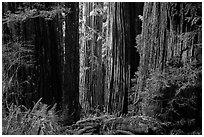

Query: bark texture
62 2 80 125
108 3 131 114
103 2 143 114
135 2 202 119
80 2 104 112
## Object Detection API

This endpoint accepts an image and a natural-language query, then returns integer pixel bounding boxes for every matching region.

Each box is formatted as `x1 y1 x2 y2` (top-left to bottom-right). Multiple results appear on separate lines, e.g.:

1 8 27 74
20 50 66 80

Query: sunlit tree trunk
80 2 104 112
103 2 114 112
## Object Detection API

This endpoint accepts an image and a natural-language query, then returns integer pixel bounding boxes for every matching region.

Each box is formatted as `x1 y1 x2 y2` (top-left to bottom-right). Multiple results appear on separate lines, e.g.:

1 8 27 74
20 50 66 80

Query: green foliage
89 3 104 16
2 98 61 135
135 34 143 55
3 4 65 23
131 62 202 134
2 40 35 69
167 55 183 68
139 63 201 132
79 3 105 42
183 2 202 27
2 40 35 107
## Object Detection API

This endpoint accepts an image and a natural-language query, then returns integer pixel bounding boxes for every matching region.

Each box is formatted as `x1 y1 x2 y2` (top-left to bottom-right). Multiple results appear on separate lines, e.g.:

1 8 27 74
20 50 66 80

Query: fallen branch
114 130 135 135
75 126 95 135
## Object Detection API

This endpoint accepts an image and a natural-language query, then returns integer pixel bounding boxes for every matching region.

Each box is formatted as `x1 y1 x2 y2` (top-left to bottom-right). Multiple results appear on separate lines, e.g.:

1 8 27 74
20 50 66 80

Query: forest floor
2 102 202 135
59 114 202 135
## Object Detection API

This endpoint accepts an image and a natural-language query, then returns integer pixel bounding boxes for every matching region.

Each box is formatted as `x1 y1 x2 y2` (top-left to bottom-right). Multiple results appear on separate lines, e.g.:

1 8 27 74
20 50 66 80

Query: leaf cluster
3 4 65 23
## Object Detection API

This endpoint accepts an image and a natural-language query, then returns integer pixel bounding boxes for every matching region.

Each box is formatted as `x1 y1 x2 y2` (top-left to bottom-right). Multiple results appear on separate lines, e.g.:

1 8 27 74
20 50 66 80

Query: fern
2 99 61 135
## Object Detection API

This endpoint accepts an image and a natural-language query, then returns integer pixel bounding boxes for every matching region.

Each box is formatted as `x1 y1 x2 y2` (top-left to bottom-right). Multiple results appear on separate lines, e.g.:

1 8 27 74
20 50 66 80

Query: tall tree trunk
80 2 103 112
103 2 114 112
89 2 104 109
34 16 63 108
62 2 80 125
102 2 143 114
108 2 132 114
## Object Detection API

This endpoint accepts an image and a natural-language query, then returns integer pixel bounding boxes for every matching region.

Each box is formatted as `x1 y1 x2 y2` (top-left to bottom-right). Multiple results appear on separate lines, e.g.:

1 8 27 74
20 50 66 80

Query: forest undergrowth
2 99 202 135
2 63 202 135
2 61 202 135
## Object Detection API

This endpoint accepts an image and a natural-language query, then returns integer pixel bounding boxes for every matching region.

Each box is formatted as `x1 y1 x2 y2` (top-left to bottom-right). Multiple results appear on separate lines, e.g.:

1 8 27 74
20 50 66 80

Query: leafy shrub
138 62 201 131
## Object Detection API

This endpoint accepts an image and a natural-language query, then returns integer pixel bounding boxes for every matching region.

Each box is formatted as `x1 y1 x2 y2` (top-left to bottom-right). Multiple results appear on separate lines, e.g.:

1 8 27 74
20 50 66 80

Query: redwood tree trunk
108 3 132 114
80 2 104 112
103 2 143 114
62 2 80 125
135 2 202 121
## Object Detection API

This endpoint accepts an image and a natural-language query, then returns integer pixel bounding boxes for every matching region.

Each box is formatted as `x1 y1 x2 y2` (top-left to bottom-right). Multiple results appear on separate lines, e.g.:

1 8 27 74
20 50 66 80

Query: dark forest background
2 2 202 135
